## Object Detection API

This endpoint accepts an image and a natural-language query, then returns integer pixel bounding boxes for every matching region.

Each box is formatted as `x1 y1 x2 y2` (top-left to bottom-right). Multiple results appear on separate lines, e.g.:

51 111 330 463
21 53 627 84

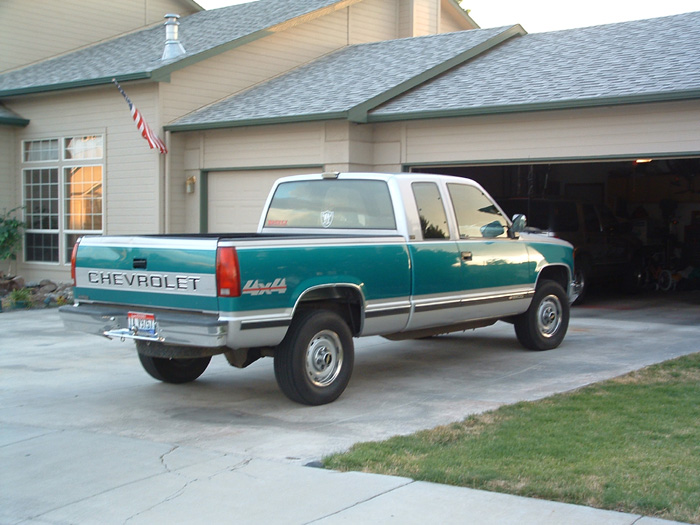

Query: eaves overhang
0 115 30 127
0 103 30 127
0 72 155 97
165 111 349 132
366 89 700 123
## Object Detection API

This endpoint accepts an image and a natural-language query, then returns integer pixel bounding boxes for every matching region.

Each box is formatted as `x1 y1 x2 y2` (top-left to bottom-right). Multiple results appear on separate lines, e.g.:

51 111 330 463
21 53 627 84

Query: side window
412 182 448 240
448 183 508 239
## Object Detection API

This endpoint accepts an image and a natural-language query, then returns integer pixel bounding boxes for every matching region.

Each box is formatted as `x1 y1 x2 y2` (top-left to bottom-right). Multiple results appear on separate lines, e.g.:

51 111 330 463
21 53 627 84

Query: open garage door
207 167 317 233
411 157 700 296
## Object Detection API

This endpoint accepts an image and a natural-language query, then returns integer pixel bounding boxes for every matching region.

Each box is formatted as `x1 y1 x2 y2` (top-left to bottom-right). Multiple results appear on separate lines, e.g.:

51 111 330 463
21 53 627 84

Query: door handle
461 251 473 261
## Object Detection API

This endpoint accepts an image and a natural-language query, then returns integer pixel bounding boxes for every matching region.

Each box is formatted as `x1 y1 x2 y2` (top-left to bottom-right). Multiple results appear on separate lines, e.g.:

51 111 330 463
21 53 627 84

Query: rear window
264 179 396 230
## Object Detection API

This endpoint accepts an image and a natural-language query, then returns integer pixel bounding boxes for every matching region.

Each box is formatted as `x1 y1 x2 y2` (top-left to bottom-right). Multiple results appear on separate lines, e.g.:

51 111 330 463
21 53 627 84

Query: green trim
200 170 208 234
0 72 154 97
205 164 323 173
0 115 29 127
403 150 700 170
369 89 700 123
348 25 525 123
166 113 348 132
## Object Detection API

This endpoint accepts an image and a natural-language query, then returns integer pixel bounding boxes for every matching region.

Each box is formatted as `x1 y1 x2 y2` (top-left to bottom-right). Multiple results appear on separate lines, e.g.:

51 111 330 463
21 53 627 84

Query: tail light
216 246 241 297
70 240 80 286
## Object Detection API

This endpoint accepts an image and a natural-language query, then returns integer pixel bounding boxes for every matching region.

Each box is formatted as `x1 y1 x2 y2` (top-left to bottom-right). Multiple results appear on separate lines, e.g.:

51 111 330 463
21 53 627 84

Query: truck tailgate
73 236 220 312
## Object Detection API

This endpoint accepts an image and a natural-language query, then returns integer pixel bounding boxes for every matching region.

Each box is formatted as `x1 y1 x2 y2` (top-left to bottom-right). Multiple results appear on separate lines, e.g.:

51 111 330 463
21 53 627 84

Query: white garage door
208 167 317 233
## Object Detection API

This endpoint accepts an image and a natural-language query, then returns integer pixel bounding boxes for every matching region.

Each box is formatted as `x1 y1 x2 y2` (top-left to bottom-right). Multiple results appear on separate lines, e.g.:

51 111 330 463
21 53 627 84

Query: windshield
264 179 397 230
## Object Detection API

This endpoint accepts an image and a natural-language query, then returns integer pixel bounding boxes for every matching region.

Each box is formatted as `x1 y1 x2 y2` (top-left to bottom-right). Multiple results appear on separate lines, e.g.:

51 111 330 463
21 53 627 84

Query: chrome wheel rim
305 330 343 387
537 294 562 338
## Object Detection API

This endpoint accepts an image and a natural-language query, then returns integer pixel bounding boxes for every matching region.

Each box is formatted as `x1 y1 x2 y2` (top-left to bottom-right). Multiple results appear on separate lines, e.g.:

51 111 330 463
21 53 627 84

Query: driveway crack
303 479 415 524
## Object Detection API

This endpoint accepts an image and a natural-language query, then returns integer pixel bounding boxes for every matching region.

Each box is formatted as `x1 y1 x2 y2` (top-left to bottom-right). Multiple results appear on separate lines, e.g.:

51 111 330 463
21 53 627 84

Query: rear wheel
274 310 354 405
514 280 569 350
137 346 211 384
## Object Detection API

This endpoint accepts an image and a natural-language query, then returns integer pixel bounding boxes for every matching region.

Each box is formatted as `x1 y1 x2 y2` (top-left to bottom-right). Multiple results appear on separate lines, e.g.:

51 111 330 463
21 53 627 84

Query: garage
410 157 700 296
206 167 318 232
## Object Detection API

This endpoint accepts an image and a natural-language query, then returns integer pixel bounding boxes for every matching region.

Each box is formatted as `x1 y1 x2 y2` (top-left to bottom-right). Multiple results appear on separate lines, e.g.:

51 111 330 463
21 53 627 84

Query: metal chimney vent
162 14 186 60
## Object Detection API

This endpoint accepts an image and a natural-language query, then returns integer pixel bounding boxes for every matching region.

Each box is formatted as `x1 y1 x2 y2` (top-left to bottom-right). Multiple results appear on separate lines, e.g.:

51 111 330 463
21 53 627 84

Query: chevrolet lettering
61 173 579 405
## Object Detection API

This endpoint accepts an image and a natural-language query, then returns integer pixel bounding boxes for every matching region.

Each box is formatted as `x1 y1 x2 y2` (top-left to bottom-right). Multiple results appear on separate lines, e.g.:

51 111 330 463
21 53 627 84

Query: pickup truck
60 172 578 405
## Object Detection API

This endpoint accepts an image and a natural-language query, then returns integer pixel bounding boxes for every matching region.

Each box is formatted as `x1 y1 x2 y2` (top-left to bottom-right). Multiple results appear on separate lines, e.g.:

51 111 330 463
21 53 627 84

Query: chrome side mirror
511 214 527 233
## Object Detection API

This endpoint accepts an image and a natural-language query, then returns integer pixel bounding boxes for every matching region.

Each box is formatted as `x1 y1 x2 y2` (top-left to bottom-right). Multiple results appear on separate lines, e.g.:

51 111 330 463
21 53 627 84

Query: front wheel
274 310 354 405
514 281 570 350
137 348 211 384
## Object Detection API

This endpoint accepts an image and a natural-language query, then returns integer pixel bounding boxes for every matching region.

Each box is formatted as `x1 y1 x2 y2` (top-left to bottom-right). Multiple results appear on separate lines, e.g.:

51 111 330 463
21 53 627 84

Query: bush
0 208 25 277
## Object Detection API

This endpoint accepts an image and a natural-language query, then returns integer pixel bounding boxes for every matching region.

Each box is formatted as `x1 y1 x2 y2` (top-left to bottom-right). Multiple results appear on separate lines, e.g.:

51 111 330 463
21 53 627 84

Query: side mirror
481 221 505 238
511 214 527 233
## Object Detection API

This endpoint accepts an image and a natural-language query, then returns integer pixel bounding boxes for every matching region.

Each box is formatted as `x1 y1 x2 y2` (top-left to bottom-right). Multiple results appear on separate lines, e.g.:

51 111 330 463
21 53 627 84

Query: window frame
21 134 105 266
447 182 509 240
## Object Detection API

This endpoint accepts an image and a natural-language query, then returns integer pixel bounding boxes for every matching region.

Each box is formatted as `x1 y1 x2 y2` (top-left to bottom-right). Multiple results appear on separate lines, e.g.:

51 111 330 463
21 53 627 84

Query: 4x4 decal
242 278 287 296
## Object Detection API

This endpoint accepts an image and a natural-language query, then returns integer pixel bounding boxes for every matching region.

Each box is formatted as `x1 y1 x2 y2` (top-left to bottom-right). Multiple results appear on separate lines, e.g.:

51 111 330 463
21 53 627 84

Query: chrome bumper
59 304 228 348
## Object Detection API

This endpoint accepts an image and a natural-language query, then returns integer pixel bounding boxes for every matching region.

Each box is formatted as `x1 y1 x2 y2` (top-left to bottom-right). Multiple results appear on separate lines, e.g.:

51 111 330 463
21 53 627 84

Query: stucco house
1 0 699 284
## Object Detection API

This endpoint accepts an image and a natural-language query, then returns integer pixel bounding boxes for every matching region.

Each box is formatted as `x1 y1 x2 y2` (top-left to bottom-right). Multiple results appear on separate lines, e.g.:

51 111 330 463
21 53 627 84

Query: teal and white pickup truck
60 172 578 405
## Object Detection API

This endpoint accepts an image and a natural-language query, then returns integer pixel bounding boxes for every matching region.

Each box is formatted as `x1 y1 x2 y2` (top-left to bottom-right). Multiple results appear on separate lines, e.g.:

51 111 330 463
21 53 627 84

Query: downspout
164 130 171 233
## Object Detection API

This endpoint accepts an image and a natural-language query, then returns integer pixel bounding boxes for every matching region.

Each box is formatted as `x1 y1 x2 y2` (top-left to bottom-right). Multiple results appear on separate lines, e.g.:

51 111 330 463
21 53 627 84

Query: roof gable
167 25 524 131
370 11 700 121
0 0 361 97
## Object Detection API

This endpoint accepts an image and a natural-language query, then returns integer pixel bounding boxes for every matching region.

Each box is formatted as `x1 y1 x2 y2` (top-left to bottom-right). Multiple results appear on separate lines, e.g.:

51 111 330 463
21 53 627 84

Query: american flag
112 79 168 154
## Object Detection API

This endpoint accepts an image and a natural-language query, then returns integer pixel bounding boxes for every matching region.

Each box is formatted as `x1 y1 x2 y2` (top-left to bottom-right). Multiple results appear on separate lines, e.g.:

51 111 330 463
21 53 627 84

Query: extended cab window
448 183 508 239
265 179 396 230
412 182 449 240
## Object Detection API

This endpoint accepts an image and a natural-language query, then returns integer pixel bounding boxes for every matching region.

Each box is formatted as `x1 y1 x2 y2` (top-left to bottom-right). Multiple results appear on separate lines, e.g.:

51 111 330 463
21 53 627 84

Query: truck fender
292 283 365 336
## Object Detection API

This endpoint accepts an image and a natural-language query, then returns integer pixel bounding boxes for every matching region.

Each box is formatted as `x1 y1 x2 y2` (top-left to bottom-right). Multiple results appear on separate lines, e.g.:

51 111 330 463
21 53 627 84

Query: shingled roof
167 25 523 130
168 11 700 132
370 11 700 121
0 0 359 96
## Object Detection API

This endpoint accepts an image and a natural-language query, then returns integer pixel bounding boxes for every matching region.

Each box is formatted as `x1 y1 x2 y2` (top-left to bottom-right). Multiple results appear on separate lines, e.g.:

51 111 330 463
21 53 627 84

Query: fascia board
367 89 700 123
0 115 30 127
0 72 154 97
165 112 349 132
347 24 526 123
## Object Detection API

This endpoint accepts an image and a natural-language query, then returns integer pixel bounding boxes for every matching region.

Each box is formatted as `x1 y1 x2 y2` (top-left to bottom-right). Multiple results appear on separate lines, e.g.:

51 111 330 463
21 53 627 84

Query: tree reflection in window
413 182 448 240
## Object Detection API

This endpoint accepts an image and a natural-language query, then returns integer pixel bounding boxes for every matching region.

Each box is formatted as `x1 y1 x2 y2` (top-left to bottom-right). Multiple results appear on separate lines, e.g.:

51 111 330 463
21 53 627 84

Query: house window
22 135 104 264
23 139 59 162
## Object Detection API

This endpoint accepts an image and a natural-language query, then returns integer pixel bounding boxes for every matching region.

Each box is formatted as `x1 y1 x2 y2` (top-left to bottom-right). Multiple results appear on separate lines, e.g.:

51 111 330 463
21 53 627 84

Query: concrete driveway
1 291 698 524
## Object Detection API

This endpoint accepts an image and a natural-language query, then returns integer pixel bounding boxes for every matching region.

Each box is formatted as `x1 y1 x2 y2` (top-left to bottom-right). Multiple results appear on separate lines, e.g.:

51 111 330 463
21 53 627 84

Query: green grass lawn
324 352 700 524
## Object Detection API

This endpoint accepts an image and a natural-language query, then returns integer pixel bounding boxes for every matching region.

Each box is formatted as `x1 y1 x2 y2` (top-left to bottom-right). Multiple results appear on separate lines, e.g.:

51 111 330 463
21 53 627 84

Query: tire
137 351 211 384
274 310 354 405
572 258 590 305
514 280 570 351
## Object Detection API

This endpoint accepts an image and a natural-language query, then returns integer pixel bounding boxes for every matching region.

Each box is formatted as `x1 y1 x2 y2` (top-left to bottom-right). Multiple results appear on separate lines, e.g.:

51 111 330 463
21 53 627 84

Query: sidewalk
1 423 688 524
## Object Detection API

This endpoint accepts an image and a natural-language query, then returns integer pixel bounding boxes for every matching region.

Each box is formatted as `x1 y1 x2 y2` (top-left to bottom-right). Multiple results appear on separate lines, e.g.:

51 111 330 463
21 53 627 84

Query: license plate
128 312 157 337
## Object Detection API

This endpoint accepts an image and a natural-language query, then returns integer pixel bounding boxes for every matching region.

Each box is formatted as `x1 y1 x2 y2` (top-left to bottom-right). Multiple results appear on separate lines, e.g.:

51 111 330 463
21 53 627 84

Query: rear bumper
59 303 228 348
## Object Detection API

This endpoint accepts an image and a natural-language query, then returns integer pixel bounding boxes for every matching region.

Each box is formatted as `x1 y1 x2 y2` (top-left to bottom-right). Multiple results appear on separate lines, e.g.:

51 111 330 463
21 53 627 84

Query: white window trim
21 134 105 266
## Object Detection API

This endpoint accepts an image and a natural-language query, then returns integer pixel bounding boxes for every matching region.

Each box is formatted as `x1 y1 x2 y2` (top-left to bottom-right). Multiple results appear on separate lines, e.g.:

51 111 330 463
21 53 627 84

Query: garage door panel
208 168 316 233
